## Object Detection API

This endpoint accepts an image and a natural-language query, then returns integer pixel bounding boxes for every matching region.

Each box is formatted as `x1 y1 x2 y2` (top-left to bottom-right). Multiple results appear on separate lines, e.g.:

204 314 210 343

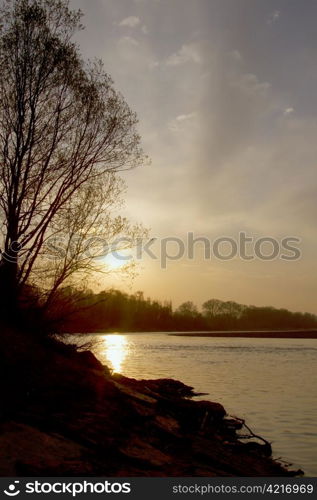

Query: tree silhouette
37 175 146 311
0 0 145 315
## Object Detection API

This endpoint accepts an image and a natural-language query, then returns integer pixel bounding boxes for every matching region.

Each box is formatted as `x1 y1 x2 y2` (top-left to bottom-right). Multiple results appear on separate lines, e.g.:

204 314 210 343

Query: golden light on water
103 334 128 373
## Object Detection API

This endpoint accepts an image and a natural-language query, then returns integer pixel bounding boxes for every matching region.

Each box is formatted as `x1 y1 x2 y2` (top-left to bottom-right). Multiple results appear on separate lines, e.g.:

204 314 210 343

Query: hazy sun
103 252 131 271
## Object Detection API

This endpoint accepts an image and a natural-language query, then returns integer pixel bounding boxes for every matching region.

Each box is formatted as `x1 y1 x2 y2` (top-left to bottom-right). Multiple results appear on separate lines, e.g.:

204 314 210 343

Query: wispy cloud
230 50 243 62
168 112 198 133
232 73 271 96
284 107 295 116
117 36 139 48
148 60 159 69
166 43 203 66
118 16 141 28
268 10 281 25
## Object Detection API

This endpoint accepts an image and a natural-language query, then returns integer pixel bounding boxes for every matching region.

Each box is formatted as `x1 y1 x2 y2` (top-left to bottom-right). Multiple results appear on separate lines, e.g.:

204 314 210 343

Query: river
72 333 317 477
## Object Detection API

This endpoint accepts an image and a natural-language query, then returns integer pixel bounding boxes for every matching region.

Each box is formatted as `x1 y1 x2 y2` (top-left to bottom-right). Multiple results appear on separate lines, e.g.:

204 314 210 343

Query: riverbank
170 330 317 339
70 329 317 339
0 328 302 477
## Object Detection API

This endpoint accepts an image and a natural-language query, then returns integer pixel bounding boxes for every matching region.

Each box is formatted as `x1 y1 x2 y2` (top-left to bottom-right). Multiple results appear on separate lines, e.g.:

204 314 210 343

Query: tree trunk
0 258 19 322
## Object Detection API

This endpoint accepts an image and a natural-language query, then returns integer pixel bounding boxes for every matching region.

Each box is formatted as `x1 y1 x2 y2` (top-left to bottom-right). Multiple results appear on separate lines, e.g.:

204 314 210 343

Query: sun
102 252 132 271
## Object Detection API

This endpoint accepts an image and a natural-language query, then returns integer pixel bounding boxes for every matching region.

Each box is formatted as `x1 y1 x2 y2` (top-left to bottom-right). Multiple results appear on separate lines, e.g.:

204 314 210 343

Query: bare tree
202 299 223 318
176 301 198 317
0 0 146 314
202 299 245 319
36 174 147 310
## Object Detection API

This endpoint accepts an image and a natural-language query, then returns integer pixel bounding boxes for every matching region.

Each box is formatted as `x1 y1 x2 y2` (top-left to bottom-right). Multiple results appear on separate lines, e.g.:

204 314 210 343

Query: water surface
74 333 317 476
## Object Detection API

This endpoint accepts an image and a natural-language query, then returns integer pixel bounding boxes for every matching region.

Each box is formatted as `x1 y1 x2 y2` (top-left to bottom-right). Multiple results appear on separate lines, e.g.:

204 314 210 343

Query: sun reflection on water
103 334 128 373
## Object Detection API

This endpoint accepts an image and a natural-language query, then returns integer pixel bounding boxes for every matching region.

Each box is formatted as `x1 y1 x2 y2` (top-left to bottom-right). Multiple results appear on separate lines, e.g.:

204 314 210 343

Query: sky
71 0 317 314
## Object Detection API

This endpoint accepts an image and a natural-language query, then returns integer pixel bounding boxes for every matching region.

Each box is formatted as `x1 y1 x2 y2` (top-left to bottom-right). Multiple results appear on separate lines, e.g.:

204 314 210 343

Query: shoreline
169 330 317 339
0 330 303 477
68 330 317 339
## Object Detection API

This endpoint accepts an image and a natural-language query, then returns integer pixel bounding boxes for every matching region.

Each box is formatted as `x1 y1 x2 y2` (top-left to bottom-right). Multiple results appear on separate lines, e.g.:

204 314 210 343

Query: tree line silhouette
54 288 317 333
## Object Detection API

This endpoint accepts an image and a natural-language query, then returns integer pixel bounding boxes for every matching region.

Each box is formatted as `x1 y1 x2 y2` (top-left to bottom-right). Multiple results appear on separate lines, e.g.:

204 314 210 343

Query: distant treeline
54 288 317 333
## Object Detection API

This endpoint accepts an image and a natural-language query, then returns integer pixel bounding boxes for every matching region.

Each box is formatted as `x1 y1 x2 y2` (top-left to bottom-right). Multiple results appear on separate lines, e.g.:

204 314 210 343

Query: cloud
284 107 295 116
148 60 159 69
230 50 243 62
166 43 203 66
117 36 139 49
168 112 198 133
118 16 141 28
176 113 196 122
114 34 155 77
232 73 271 96
268 10 281 25
141 25 149 35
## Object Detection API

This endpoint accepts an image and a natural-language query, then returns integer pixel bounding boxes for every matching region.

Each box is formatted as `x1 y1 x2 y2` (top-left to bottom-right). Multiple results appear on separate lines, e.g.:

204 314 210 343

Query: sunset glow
73 0 317 315
103 334 128 373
